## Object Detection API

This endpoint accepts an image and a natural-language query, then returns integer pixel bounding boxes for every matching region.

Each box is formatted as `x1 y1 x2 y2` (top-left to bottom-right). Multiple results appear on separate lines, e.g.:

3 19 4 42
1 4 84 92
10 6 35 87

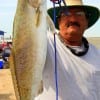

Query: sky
0 0 100 37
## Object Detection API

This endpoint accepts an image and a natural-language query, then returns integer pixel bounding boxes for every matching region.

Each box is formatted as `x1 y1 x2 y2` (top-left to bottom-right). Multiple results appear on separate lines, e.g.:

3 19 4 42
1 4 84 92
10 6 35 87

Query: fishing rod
49 0 67 100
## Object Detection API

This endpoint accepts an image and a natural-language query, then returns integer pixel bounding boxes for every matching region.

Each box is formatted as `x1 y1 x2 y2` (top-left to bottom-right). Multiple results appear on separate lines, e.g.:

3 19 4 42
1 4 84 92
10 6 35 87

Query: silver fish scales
9 0 55 100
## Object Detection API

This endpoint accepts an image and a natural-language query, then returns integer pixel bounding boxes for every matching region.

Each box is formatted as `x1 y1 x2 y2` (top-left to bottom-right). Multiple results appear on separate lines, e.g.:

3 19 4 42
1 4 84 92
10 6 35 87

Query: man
35 0 100 100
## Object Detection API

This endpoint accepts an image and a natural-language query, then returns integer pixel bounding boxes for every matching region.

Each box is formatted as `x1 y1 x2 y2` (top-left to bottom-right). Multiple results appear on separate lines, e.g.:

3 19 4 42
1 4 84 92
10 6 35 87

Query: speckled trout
9 0 55 100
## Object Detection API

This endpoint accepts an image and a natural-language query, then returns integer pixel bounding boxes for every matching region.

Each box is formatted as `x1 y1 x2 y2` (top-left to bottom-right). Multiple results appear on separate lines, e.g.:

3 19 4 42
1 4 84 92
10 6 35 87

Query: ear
85 18 89 29
57 17 61 24
57 17 61 29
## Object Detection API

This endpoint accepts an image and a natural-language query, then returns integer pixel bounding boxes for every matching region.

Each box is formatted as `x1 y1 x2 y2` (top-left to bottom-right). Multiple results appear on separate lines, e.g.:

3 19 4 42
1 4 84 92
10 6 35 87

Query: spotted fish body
10 0 49 100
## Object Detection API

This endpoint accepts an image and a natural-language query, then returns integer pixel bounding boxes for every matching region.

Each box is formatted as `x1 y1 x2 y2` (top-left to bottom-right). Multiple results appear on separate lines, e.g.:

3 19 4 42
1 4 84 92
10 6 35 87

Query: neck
58 34 89 56
59 34 82 46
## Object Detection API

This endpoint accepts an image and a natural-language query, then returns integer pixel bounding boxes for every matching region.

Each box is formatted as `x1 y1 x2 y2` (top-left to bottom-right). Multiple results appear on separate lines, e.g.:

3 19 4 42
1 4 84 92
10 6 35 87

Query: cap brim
48 5 100 29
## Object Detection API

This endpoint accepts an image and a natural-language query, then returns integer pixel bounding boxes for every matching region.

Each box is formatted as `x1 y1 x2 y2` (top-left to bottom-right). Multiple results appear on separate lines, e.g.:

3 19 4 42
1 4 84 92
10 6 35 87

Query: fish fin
35 8 41 27
37 80 43 95
47 14 56 34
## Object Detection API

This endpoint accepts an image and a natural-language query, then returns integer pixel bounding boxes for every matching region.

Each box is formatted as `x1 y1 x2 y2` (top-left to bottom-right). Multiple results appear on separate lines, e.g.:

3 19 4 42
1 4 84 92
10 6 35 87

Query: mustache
67 22 80 27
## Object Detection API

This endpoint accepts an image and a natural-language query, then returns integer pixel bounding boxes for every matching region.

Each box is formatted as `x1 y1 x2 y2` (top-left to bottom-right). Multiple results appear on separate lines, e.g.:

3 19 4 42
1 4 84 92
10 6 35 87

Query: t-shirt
35 32 100 100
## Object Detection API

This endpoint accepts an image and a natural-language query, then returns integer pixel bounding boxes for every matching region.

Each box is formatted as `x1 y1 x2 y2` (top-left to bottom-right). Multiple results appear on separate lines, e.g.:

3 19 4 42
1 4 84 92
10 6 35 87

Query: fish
9 0 55 100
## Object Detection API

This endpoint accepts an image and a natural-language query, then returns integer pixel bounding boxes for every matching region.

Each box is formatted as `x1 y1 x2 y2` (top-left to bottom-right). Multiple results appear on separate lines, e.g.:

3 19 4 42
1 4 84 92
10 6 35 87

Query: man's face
58 8 88 42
